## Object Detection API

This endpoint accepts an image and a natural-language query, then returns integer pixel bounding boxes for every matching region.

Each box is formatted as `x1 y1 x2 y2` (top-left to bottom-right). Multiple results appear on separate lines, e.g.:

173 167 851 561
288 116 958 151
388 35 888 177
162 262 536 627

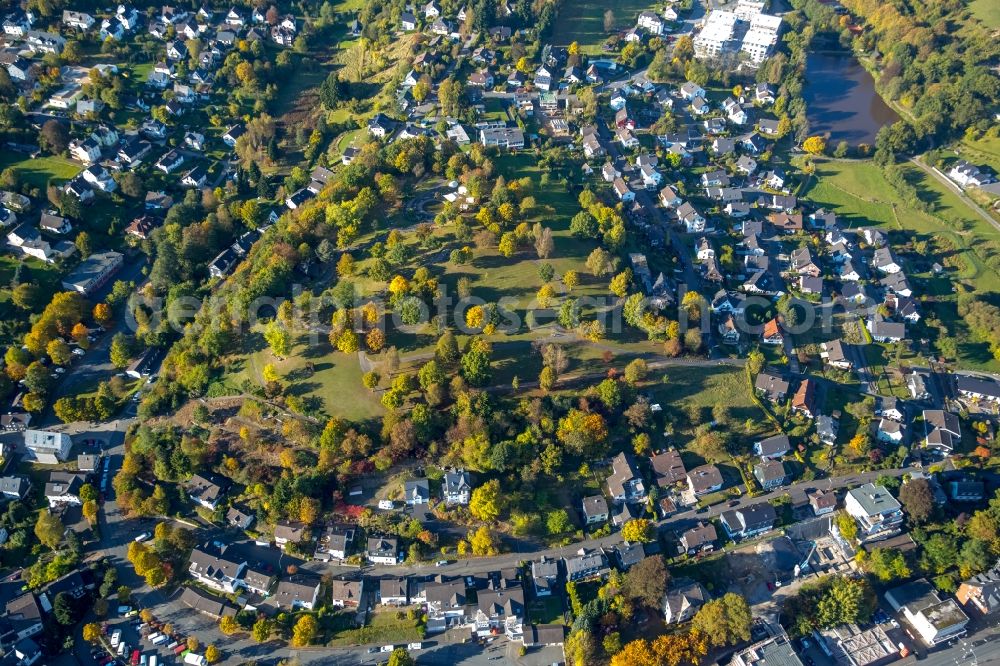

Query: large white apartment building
742 13 783 64
694 11 738 59
694 5 782 64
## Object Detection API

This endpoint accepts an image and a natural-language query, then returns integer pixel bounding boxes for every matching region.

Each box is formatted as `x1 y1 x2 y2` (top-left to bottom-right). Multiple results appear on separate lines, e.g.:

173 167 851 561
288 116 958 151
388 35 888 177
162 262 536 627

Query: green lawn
970 0 1000 28
0 154 80 189
325 610 425 647
551 0 655 52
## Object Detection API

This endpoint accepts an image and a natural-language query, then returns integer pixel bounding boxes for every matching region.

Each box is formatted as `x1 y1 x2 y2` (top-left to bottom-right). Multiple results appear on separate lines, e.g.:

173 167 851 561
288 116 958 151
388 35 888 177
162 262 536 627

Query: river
804 50 899 145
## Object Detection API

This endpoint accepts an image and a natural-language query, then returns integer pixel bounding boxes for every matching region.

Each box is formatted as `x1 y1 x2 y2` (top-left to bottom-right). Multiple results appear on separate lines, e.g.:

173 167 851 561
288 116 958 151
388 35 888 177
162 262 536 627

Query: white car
134 532 151 542
72 348 85 356
54 367 65 374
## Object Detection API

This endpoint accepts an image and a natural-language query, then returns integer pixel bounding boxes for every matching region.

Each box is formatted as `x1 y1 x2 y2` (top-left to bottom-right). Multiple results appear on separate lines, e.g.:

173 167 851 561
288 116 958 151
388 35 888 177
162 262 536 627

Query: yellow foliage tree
803 135 827 155
465 305 485 329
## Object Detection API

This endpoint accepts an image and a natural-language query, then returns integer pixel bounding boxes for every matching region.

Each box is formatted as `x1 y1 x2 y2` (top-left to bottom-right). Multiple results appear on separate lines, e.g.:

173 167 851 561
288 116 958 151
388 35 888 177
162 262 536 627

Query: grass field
0 153 80 189
551 0 654 52
222 328 385 424
970 0 1000 28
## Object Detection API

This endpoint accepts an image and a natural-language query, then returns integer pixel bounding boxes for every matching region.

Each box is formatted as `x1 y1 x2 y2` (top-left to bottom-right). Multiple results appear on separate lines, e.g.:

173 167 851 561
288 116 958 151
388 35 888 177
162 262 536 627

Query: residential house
754 434 790 460
186 473 226 510
948 160 994 188
0 476 30 500
272 576 321 611
687 464 723 496
367 536 400 565
736 155 758 175
886 579 969 645
607 452 646 504
330 579 364 608
663 579 708 624
3 594 43 643
649 450 686 488
956 376 1000 405
867 315 905 343
314 525 354 561
274 521 306 550
877 418 904 445
713 137 736 155
612 177 635 202
844 483 904 540
222 124 245 147
791 378 817 418
817 415 839 445
404 478 430 505
225 505 255 530
43 472 84 507
531 557 560 597
759 118 780 135
720 503 777 539
181 164 208 189
923 410 961 455
425 577 468 630
677 202 706 233
442 470 472 506
24 429 72 464
473 587 525 638
155 149 185 174
821 340 853 370
755 370 789 403
564 548 609 582
809 489 837 516
873 247 902 274
637 10 665 35
754 460 788 490
582 495 609 525
379 577 410 605
762 318 783 345
188 543 247 594
908 372 931 400
679 522 717 555
957 561 1000 616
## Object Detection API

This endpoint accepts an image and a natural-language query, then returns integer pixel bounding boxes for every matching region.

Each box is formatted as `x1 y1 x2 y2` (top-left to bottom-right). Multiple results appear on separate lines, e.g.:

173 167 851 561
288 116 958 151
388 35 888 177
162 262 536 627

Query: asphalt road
50 257 149 413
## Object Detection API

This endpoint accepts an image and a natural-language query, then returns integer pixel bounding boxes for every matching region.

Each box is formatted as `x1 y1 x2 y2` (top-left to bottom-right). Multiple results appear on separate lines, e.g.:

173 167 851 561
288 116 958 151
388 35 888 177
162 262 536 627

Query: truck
184 653 206 666
146 632 161 643
149 656 158 666
117 643 127 657
110 630 122 647
151 634 168 645
408 642 424 650
117 605 132 615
